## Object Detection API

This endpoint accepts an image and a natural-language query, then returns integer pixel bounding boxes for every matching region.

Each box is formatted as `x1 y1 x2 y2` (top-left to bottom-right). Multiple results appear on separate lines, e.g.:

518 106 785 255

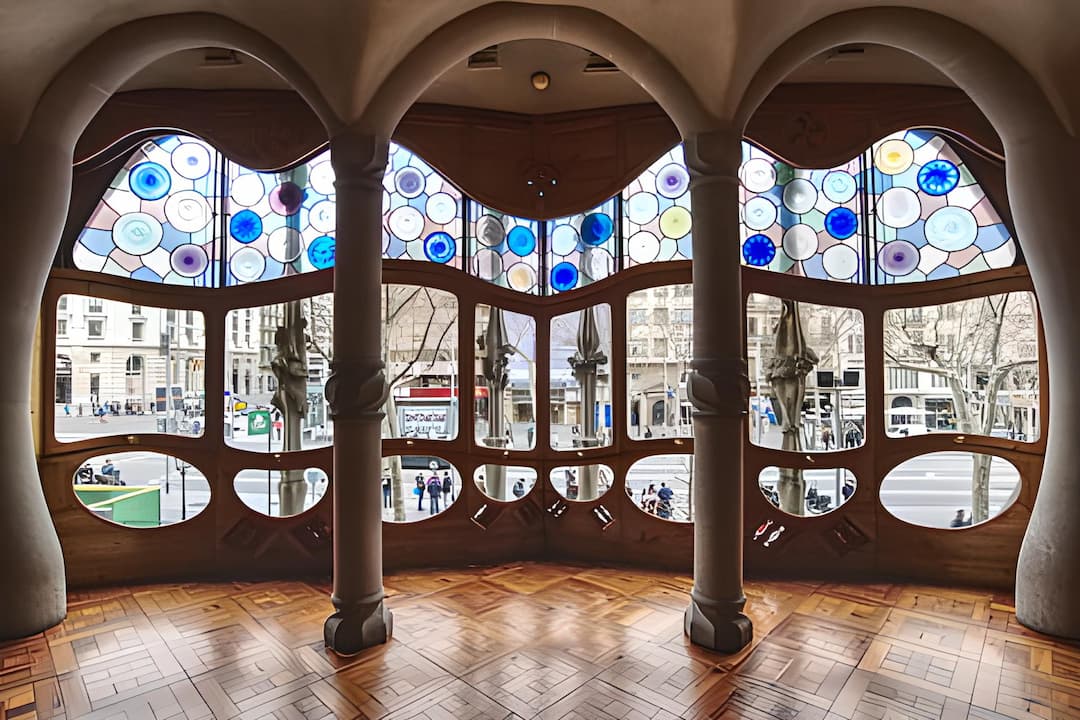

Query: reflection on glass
225 295 333 452
627 285 693 440
382 285 459 440
382 456 460 522
72 451 210 527
234 468 327 517
884 293 1039 441
475 305 536 462
55 296 206 443
550 465 614 502
747 293 865 452
758 467 855 516
551 306 612 452
880 452 1020 528
626 454 694 521
474 466 537 502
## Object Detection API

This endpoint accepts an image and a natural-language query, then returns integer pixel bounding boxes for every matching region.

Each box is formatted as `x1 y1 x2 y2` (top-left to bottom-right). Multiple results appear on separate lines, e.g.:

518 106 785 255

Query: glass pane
758 467 856 516
73 451 210 526
55 296 205 442
475 305 535 449
468 203 541 293
748 294 865 452
622 144 692 266
626 454 694 521
226 149 337 284
550 306 612 451
880 452 1021 528
474 465 537 502
739 142 865 282
224 295 333 451
884 292 1039 440
73 135 221 286
545 199 617 293
870 131 1017 283
550 465 614 502
234 468 328 517
382 456 461 522
383 285 460 440
627 285 693 440
383 143 463 267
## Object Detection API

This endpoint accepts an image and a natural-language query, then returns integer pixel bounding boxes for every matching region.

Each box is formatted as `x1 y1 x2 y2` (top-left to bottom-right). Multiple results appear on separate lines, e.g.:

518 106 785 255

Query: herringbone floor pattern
2 564 1078 719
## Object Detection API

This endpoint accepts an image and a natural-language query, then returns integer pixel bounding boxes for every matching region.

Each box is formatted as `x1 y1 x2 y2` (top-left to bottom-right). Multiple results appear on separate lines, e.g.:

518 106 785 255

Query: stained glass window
225 150 334 284
74 135 221 286
739 143 866 283
545 198 617 293
382 143 463 267
869 131 1017 283
621 144 693 266
468 202 541 294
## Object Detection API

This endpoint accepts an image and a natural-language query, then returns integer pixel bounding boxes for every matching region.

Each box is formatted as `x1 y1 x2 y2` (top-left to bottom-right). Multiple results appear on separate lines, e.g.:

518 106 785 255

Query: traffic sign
247 410 271 435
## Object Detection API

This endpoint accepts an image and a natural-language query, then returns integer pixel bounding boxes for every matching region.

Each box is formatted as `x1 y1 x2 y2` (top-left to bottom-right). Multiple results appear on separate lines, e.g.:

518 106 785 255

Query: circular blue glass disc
423 231 456 264
307 235 336 269
917 159 960 196
506 225 536 256
550 261 579 291
824 207 858 239
580 213 613 246
229 209 263 243
742 234 776 266
128 162 172 201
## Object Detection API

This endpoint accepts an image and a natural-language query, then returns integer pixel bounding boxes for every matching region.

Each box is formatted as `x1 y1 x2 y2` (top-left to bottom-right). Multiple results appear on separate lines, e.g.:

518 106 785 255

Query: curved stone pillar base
684 591 752 653
1016 535 1080 640
324 598 393 655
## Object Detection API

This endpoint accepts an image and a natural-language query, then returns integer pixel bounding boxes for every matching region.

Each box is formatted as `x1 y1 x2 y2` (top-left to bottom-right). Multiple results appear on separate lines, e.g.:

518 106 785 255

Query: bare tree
884 294 1038 522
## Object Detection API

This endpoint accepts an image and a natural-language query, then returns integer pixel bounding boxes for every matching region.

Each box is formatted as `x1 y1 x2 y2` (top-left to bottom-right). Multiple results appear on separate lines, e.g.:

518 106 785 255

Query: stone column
323 130 392 654
1010 135 1080 641
0 139 68 641
682 130 753 652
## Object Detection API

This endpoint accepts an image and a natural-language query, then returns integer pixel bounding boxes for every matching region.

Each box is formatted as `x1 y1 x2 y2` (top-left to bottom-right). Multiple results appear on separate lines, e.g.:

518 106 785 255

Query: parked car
886 424 932 437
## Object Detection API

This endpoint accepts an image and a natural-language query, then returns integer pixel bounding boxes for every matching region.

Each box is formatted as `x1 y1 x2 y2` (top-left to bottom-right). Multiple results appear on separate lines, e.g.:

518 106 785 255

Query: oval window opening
550 465 615 502
880 452 1021 528
758 467 856 517
474 466 537 502
72 452 209 527
382 455 461 522
234 468 328 517
626 454 693 522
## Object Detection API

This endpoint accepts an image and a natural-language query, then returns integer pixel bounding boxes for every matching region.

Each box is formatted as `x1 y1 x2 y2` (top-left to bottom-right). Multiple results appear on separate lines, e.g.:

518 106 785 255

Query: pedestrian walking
427 473 443 514
442 471 454 503
63 403 70 417
415 473 425 512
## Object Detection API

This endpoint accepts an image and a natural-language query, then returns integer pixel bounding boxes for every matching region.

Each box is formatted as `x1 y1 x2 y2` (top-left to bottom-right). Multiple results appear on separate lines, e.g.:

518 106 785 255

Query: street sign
247 410 271 435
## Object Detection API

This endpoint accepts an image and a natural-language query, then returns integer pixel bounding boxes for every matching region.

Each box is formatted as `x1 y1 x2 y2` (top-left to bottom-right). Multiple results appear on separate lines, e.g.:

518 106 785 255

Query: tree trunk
384 392 406 522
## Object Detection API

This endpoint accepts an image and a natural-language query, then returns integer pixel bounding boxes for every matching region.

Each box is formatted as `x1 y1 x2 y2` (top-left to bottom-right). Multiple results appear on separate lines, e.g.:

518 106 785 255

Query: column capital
329 129 390 191
687 357 751 418
682 128 743 178
325 359 388 421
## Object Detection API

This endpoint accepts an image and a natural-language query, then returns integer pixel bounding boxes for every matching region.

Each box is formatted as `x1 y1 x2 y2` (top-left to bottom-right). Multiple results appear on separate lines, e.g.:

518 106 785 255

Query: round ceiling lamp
531 71 550 91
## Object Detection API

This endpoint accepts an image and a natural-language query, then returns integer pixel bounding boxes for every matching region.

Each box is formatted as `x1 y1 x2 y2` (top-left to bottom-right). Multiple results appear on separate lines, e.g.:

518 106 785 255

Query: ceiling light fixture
531 71 551 91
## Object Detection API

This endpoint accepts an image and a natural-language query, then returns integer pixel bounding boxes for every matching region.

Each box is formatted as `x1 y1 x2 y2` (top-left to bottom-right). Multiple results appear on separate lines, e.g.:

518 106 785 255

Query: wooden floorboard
3 564 1079 719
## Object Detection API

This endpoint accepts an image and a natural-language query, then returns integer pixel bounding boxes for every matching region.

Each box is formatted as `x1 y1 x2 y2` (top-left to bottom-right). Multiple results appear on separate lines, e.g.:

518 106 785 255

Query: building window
90 352 101 363
131 304 141 315
132 321 144 341
629 309 647 325
87 319 104 338
57 318 68 336
58 297 68 311
87 298 103 313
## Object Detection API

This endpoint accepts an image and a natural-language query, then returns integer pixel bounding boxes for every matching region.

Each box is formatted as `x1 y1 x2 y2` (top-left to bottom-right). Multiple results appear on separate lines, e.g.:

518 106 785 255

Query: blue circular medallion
307 235 336 269
550 262 579 292
580 213 613 246
824 207 858 239
128 162 172 201
742 234 776 266
423 232 456 264
506 225 536 256
917 159 960 196
229 209 263 243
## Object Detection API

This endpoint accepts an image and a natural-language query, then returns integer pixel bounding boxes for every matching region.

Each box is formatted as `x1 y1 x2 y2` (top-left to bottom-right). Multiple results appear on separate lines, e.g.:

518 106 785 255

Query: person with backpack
442 471 454 504
415 473 425 512
427 473 443 514
512 477 526 498
657 482 674 519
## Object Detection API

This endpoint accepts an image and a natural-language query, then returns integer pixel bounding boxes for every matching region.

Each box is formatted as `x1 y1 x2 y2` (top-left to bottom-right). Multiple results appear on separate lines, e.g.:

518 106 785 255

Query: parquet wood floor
3 565 1079 719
